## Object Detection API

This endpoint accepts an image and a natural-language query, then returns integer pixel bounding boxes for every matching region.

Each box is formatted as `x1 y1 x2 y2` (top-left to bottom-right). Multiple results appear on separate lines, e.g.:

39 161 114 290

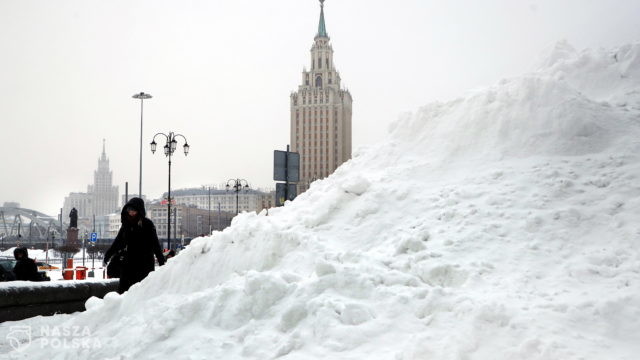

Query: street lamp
132 92 152 198
151 131 189 250
226 179 249 215
202 185 212 234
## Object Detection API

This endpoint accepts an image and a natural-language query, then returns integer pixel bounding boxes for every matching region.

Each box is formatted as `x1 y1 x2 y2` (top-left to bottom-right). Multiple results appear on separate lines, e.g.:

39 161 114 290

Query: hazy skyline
1 0 639 216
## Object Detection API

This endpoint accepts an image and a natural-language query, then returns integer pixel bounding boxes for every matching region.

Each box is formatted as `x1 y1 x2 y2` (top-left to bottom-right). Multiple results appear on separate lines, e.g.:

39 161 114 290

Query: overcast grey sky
1 0 639 216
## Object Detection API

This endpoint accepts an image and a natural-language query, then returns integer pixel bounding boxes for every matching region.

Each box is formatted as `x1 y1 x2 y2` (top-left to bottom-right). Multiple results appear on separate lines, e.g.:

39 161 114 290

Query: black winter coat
13 258 41 281
105 198 165 293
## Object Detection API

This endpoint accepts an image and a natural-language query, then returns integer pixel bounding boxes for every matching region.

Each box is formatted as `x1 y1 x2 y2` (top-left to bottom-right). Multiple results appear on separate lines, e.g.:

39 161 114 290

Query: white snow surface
2 42 640 360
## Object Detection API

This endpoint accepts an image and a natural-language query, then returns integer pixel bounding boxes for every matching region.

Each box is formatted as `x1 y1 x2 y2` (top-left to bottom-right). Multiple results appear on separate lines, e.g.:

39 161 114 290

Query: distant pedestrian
104 198 165 294
164 249 176 261
13 247 41 281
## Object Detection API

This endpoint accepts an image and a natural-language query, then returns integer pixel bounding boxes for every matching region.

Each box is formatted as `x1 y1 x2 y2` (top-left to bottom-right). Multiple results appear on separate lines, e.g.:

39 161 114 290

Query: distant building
146 203 184 243
62 193 93 219
181 206 232 237
164 187 274 214
291 0 353 193
89 140 119 216
62 140 119 222
261 190 276 211
121 194 147 208
146 203 232 245
94 213 120 240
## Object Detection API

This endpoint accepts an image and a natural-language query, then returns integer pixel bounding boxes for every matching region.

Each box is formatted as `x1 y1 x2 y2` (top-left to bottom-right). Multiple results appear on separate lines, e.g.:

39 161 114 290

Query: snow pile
2 42 640 360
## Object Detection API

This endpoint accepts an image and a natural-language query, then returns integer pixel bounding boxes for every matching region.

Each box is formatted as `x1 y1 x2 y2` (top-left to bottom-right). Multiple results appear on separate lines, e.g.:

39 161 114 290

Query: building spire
316 0 328 39
101 139 107 161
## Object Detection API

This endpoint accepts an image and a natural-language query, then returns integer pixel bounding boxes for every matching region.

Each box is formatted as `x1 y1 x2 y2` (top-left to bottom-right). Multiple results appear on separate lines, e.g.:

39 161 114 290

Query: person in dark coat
13 247 41 281
104 198 165 294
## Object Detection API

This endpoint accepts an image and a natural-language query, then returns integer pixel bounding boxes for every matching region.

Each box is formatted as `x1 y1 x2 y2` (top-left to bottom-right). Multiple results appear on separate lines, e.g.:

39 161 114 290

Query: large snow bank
2 42 639 360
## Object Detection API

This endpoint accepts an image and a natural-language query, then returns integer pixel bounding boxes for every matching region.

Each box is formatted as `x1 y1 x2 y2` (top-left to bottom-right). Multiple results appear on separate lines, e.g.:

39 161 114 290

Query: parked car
0 257 17 282
35 262 59 271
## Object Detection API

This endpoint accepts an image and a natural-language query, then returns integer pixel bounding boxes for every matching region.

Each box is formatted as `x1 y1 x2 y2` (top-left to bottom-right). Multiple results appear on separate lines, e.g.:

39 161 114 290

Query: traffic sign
276 183 297 206
90 232 98 243
274 150 300 182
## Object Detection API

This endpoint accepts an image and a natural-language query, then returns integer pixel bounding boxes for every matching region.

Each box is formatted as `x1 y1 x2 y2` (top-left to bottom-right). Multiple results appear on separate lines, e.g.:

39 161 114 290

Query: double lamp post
151 132 189 250
226 179 249 215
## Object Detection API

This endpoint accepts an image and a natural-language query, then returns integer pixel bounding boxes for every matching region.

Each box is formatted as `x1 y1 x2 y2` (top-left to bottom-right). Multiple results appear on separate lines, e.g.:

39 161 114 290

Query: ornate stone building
290 0 353 193
88 140 119 217
62 140 119 221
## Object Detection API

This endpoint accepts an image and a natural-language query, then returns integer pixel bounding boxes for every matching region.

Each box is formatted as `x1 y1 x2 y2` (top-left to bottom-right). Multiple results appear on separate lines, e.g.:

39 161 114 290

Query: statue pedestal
66 228 79 248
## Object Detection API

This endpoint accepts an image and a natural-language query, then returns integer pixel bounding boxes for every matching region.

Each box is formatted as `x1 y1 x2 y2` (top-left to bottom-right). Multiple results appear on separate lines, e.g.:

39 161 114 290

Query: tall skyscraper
63 140 119 220
89 140 119 217
291 0 353 193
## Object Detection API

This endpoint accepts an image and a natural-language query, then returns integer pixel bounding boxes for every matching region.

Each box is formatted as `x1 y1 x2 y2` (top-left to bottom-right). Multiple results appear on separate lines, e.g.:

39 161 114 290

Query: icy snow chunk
243 271 289 318
416 264 469 288
279 302 308 332
536 40 577 70
315 260 337 276
84 296 103 311
395 236 428 255
340 175 371 195
473 303 511 328
339 303 374 325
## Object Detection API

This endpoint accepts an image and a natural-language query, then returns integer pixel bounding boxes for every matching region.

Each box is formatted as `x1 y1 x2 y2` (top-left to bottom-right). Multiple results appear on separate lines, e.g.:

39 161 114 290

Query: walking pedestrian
104 198 165 293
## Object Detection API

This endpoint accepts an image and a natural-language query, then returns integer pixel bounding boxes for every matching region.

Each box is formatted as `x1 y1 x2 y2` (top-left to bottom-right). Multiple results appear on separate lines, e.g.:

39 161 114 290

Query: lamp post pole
151 131 189 250
132 92 152 198
217 203 221 230
226 179 249 215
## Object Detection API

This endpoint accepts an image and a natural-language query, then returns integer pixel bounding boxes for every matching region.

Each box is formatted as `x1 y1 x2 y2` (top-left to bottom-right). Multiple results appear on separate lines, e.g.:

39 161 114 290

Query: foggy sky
1 0 638 216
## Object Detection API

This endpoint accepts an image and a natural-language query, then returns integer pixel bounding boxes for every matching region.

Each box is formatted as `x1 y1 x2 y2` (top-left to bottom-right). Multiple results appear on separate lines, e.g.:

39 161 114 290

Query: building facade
88 140 119 216
291 0 353 193
165 187 274 214
146 203 233 245
147 203 184 243
94 213 121 240
62 140 119 222
62 193 93 219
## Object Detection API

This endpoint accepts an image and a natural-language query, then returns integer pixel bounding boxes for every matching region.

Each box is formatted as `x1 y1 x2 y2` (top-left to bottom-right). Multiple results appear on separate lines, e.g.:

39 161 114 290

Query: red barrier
75 266 88 280
62 269 74 280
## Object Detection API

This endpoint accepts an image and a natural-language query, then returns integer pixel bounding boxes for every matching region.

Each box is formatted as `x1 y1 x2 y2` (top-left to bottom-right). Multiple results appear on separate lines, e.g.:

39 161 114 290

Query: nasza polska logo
7 326 31 352
6 325 102 351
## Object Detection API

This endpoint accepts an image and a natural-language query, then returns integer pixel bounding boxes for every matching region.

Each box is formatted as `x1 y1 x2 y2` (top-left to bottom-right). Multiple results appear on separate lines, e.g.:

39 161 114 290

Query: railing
0 279 119 322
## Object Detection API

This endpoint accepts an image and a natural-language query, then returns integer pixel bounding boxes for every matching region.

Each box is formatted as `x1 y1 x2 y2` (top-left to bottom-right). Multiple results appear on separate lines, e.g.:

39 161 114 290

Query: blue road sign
90 232 98 242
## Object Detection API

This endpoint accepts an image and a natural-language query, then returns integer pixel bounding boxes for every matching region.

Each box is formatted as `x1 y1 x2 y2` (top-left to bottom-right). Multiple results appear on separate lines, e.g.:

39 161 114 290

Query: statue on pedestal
69 208 78 229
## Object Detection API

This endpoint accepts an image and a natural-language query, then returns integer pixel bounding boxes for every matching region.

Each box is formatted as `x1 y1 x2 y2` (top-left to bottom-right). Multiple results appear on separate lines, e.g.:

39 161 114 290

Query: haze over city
1 0 638 216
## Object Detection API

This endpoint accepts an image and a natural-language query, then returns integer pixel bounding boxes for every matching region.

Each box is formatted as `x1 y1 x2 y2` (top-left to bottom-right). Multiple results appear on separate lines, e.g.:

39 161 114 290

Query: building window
315 76 322 88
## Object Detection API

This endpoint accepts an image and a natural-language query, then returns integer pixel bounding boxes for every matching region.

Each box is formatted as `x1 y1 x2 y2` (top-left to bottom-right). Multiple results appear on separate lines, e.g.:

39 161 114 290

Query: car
0 257 17 282
35 262 60 271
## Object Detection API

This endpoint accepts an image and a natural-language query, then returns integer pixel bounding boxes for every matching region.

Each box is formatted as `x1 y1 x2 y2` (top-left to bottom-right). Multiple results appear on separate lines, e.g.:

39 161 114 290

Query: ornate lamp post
226 179 249 215
151 132 189 250
132 92 152 198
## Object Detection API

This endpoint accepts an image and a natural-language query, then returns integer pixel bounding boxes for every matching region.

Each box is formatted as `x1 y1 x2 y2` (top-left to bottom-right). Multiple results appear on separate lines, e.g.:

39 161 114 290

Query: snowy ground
1 42 639 359
1 247 107 280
